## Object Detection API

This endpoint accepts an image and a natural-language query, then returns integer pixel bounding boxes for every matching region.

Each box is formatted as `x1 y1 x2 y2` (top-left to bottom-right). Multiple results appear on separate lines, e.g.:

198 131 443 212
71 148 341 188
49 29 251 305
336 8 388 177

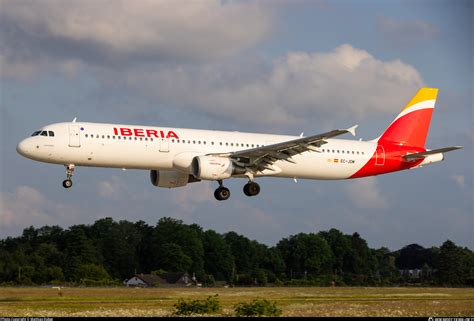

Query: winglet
346 124 358 137
72 117 77 123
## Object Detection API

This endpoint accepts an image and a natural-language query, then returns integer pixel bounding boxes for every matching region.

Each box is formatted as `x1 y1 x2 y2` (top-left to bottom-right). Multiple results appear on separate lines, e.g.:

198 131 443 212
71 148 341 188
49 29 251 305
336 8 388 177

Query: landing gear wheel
63 164 75 189
243 181 260 197
214 187 231 201
62 179 73 188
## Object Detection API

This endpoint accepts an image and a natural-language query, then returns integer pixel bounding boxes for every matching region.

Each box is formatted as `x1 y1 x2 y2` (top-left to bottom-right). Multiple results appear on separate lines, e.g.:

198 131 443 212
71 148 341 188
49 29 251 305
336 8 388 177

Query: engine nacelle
192 156 244 180
150 170 198 188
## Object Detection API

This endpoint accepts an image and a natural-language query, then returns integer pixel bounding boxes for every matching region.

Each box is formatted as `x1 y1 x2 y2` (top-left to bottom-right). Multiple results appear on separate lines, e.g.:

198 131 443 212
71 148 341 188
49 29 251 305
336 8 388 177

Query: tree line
0 217 472 287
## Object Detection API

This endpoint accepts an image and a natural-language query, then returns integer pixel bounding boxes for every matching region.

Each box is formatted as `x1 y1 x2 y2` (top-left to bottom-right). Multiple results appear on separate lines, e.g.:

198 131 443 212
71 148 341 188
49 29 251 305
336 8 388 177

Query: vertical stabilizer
378 88 438 147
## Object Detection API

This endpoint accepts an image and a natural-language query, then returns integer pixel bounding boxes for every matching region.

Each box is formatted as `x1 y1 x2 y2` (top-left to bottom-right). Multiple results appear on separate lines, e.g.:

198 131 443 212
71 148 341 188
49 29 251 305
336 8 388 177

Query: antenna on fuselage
72 117 77 123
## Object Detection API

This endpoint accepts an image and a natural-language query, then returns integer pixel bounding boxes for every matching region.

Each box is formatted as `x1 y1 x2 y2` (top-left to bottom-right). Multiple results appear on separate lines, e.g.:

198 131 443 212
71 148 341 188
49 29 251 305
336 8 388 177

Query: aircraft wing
402 146 463 161
210 125 358 173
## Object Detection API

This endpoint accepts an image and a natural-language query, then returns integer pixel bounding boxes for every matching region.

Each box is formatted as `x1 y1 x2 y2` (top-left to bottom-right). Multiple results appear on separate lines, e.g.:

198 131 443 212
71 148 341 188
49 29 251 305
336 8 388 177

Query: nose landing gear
62 164 75 189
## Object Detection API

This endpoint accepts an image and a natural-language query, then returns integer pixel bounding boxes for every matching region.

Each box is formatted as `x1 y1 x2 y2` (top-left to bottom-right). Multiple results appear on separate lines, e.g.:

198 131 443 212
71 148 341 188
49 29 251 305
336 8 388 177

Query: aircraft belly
59 143 173 170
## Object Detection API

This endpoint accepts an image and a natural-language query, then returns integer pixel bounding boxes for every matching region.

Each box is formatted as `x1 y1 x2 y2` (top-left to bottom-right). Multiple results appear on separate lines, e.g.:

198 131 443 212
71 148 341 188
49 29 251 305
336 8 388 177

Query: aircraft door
375 145 385 166
159 138 169 152
68 125 81 147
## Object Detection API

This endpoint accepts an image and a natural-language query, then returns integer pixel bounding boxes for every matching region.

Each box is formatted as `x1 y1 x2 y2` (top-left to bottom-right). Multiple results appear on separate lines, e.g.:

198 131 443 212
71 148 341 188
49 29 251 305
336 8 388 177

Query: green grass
0 287 473 317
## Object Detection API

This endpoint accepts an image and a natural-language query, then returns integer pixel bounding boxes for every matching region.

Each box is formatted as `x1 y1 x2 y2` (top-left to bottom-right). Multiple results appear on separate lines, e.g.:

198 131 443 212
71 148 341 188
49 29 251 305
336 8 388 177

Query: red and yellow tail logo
379 88 438 147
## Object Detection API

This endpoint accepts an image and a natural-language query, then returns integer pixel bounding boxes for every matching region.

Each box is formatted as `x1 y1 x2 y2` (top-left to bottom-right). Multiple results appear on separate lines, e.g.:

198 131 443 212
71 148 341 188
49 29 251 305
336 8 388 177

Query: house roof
135 274 165 285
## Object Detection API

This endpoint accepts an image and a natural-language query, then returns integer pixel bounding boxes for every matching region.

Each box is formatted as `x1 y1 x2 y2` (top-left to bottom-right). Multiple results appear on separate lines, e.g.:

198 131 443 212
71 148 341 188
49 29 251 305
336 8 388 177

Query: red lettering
134 128 145 137
120 128 132 136
146 129 159 138
115 127 179 139
167 131 179 139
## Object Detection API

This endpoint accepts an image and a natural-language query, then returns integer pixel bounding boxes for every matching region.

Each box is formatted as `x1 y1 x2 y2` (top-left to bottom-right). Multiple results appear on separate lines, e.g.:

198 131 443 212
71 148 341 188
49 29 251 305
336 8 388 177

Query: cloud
97 176 126 199
451 175 465 188
0 186 80 235
120 44 424 127
344 177 388 209
0 0 273 78
377 16 438 47
170 181 215 214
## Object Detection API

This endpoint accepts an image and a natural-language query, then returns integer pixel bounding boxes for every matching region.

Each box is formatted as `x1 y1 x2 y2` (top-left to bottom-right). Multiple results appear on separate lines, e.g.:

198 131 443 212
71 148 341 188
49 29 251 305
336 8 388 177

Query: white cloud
97 176 126 199
0 186 80 235
344 177 388 209
451 175 465 188
0 0 273 76
120 44 424 126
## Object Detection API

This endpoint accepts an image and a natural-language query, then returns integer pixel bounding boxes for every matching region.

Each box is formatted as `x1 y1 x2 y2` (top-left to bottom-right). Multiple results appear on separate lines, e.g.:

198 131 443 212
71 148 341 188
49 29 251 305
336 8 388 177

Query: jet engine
150 170 199 188
191 156 245 180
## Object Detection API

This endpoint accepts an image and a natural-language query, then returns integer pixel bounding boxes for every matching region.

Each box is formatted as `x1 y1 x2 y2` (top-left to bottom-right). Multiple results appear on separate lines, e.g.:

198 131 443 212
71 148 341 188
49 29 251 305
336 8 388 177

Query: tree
277 233 333 277
157 243 192 272
438 240 465 286
202 230 234 281
151 218 204 276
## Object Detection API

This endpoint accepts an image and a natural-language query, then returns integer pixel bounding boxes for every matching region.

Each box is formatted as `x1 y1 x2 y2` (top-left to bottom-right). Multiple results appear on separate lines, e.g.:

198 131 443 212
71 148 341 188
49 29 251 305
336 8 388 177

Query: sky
0 0 472 251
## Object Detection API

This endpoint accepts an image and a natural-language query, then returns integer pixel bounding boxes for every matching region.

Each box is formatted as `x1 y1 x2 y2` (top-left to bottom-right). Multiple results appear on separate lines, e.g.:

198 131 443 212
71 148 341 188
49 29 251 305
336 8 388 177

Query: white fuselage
17 122 375 180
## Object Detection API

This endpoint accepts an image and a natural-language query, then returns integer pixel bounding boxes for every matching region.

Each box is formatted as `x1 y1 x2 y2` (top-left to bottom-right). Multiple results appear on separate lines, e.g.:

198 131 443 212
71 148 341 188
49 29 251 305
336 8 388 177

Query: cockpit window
31 131 41 136
48 131 55 137
40 131 48 136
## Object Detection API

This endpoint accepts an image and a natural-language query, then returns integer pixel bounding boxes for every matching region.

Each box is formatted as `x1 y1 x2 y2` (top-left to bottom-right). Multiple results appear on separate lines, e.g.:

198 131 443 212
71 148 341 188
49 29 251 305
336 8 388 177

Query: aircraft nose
16 139 30 157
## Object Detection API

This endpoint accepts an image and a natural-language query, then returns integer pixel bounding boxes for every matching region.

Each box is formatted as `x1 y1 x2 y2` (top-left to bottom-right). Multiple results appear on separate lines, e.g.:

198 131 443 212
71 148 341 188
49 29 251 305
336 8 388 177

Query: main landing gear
62 164 75 189
214 180 230 201
213 179 261 201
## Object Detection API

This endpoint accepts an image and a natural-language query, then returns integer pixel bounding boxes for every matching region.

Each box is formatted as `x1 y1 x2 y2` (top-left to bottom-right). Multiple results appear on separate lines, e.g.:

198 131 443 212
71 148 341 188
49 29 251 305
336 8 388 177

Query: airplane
17 88 462 201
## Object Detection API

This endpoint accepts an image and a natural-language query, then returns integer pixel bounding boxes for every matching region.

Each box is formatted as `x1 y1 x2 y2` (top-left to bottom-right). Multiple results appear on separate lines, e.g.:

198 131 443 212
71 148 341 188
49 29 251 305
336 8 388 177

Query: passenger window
220 142 222 146
118 136 121 140
135 137 137 140
140 137 143 141
198 141 201 144
107 135 110 139
246 144 249 147
85 134 89 138
113 136 115 139
102 135 105 139
151 138 153 142
362 152 365 155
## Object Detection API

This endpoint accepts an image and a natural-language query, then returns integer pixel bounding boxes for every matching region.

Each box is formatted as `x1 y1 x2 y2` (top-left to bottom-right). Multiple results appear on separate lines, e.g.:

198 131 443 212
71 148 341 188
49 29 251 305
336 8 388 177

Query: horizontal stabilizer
403 146 463 161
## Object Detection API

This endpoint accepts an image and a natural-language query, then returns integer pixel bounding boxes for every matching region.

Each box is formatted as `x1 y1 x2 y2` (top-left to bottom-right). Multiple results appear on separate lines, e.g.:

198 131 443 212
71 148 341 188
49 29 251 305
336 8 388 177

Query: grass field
1 287 473 317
